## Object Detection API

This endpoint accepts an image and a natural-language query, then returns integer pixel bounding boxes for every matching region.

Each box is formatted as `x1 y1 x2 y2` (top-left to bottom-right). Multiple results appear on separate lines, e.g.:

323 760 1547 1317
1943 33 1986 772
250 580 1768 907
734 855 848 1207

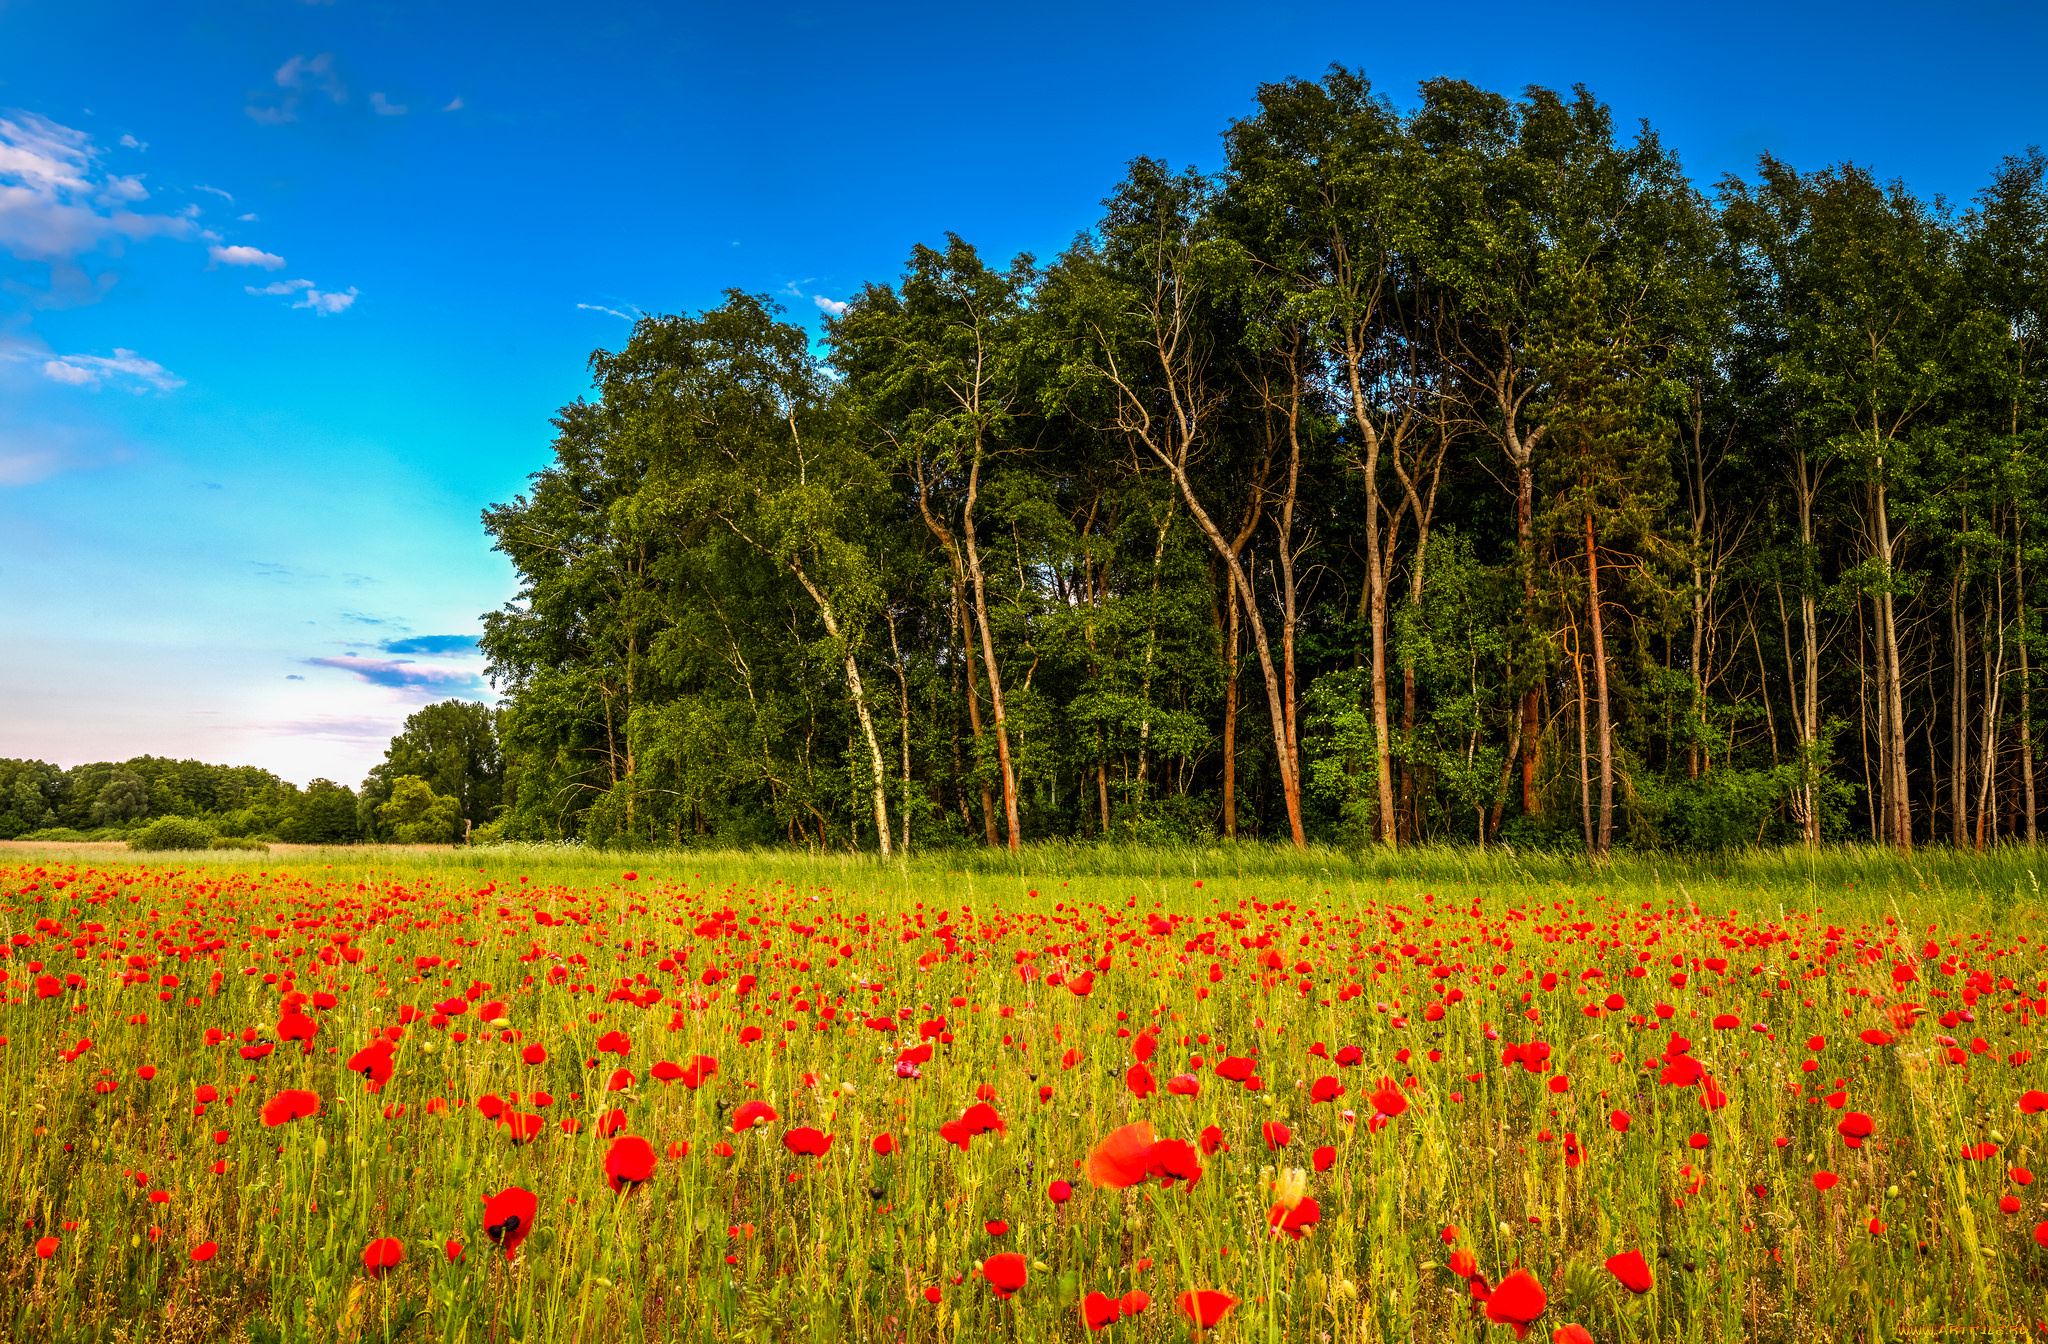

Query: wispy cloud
246 278 313 296
306 655 484 693
0 110 201 303
196 184 233 202
38 348 184 393
118 134 147 151
370 92 408 117
577 302 638 320
294 285 357 315
382 635 478 655
248 53 347 124
208 243 285 269
443 97 464 112
814 295 848 317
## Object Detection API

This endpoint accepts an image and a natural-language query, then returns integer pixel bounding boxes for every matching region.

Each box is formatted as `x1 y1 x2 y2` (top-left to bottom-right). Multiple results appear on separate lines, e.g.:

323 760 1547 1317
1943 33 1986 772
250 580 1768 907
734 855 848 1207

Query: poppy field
2 843 2047 1343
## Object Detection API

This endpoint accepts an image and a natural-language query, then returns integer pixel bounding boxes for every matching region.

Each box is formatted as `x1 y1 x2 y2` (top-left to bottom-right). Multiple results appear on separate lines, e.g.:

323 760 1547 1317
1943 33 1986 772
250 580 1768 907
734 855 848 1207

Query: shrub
129 816 219 852
19 827 89 842
209 836 271 852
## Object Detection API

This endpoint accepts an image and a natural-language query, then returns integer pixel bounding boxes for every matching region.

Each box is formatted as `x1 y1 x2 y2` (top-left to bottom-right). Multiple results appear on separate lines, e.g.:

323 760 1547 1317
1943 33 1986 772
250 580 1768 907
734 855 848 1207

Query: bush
209 836 271 852
19 827 90 841
129 816 219 851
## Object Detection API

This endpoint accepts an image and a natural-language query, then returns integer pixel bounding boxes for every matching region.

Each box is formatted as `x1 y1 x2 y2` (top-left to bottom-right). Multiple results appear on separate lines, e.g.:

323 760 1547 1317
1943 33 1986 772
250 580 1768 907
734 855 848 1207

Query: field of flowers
1 842 2045 1343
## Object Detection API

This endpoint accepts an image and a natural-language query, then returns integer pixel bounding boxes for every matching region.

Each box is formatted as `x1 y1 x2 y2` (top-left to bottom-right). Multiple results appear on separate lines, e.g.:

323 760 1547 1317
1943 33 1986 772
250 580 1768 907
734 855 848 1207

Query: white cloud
293 285 357 315
196 184 233 202
246 278 314 296
370 92 408 116
249 53 346 123
38 348 185 393
0 110 199 296
577 302 636 320
443 97 464 112
208 243 286 269
237 212 258 222
118 134 147 151
814 295 848 317
275 53 345 101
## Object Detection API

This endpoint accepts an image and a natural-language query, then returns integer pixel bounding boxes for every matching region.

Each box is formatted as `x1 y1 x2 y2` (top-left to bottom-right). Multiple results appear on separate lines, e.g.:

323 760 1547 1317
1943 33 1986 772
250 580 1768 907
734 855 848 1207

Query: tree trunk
1516 460 1543 816
1222 578 1242 838
960 449 1022 852
1951 571 1968 847
2022 538 2039 844
1586 512 1613 856
789 561 892 858
1873 479 1912 851
886 607 913 854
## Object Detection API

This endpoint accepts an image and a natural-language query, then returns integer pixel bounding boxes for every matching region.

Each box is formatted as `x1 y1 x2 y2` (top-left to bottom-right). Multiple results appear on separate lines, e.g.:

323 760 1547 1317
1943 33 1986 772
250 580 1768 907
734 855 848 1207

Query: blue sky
3 0 2045 787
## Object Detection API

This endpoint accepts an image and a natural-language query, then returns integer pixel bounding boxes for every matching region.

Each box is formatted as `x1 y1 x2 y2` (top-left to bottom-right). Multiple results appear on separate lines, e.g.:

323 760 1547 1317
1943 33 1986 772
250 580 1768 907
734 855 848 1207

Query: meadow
1 839 2044 1344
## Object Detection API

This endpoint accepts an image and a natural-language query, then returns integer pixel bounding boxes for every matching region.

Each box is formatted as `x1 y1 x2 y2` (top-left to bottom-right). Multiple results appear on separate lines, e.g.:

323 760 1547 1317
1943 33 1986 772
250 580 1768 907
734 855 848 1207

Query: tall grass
0 842 2043 1342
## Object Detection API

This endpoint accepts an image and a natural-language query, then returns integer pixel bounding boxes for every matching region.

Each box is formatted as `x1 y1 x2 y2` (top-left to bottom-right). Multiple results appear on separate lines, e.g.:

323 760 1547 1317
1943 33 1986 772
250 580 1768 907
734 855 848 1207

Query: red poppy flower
1261 1120 1292 1150
679 1055 720 1089
1313 1144 1336 1172
1483 1268 1547 1339
1309 1075 1345 1103
1089 1121 1157 1189
521 1044 547 1065
260 1088 321 1126
959 1102 1005 1135
1214 1056 1256 1083
597 1108 628 1137
445 1241 464 1262
605 1135 658 1193
2013 1166 2035 1186
1334 1045 1363 1066
732 1100 779 1132
346 1042 395 1087
2034 1222 2048 1249
1082 1290 1121 1331
1609 1109 1632 1133
985 1220 1009 1236
1449 1248 1477 1278
362 1237 404 1276
596 1030 631 1055
982 1251 1028 1298
1368 1078 1407 1119
1268 1196 1320 1240
872 1132 895 1156
1147 1138 1203 1189
1048 1179 1073 1203
1604 1249 1652 1294
1837 1112 1874 1144
1175 1290 1236 1328
1199 1125 1228 1155
2020 1090 2048 1115
1121 1289 1149 1314
1126 1063 1158 1098
1555 1326 1594 1344
1812 1170 1839 1192
192 1242 218 1262
36 1236 58 1259
650 1061 684 1083
783 1127 833 1157
483 1187 538 1259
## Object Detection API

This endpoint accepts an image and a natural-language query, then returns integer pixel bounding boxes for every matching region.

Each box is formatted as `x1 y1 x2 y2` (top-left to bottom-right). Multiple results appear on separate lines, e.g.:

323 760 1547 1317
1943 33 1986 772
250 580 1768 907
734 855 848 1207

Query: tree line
1 701 505 846
473 68 2048 855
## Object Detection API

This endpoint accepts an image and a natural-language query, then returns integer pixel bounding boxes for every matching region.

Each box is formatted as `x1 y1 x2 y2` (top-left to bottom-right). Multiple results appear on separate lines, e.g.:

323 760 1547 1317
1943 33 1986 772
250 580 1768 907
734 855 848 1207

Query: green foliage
128 815 219 851
208 835 271 851
461 66 2048 858
376 776 460 844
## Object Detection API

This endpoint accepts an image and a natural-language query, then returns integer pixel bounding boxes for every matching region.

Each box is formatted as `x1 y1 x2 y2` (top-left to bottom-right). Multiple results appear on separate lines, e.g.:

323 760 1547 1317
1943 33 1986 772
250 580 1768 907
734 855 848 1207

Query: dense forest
0 701 503 845
475 69 2048 855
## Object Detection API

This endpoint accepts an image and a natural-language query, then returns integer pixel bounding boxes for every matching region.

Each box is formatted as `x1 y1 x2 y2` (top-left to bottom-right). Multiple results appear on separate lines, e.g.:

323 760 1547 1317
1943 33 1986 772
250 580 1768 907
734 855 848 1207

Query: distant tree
377 776 462 844
278 779 359 844
90 770 151 826
362 700 503 839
